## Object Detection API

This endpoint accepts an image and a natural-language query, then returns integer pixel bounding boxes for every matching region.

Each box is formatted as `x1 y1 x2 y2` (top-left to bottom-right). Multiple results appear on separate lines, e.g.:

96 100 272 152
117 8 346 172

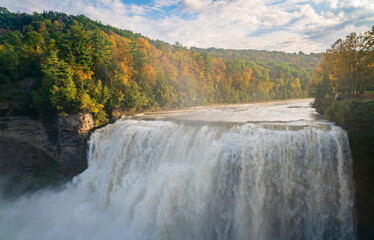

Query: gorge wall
0 113 94 196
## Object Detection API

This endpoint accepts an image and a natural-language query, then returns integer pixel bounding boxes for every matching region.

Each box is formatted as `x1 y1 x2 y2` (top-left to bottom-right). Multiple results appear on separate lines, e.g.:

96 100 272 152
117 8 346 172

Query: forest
0 8 321 126
309 26 374 113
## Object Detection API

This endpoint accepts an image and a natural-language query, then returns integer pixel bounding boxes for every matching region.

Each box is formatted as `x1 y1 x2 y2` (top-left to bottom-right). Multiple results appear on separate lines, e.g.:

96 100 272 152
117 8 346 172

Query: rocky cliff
0 113 95 196
324 100 374 240
55 113 94 177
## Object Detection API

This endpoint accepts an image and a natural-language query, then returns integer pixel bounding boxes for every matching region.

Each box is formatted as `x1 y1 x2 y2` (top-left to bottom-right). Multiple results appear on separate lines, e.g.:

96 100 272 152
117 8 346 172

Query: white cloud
340 0 363 8
1 0 373 53
330 0 338 9
181 0 212 10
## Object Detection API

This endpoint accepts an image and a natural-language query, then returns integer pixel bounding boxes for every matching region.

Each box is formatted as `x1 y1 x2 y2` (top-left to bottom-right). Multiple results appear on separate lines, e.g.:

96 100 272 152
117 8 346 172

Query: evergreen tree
37 50 77 115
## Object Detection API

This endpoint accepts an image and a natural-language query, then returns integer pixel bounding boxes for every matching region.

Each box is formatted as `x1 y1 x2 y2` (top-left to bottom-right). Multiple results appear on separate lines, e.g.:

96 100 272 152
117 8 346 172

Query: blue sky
1 0 373 53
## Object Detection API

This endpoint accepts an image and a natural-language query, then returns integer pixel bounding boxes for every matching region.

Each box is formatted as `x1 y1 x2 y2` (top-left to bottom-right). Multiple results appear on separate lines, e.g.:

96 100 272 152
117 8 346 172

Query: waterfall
0 119 356 240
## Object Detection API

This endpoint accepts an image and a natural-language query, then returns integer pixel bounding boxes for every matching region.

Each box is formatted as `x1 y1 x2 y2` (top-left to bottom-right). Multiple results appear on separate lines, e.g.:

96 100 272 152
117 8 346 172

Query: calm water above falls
136 98 319 123
0 99 356 240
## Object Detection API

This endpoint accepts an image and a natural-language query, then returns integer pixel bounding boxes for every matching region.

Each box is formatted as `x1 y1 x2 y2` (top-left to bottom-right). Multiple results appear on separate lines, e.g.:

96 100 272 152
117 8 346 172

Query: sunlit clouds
1 0 373 52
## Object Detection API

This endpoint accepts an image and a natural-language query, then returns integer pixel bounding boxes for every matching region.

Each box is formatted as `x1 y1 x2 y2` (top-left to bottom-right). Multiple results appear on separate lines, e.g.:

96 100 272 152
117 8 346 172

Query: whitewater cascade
0 119 355 240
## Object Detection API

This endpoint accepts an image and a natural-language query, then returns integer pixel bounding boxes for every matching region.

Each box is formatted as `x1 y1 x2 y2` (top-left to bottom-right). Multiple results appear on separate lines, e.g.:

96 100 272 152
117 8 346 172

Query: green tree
154 75 175 107
312 74 335 113
36 50 77 115
92 29 112 82
68 21 93 71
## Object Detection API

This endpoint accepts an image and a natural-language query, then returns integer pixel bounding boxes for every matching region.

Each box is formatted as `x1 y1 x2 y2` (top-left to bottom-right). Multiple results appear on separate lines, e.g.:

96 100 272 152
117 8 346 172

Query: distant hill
0 7 321 125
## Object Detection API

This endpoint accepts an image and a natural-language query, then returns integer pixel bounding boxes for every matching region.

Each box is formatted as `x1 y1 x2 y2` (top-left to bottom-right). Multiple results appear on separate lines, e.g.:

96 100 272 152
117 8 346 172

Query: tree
312 74 335 113
68 21 93 71
154 74 175 107
37 50 77 115
92 29 111 82
320 28 374 95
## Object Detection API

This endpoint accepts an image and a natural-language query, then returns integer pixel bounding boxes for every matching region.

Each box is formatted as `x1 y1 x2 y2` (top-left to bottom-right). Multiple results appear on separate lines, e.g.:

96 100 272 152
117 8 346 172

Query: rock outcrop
55 113 94 177
0 113 95 195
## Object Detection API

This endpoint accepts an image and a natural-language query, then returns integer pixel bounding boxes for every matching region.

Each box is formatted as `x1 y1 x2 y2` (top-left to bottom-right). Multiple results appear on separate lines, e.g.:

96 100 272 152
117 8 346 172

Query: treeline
195 47 321 69
0 8 318 126
309 26 374 113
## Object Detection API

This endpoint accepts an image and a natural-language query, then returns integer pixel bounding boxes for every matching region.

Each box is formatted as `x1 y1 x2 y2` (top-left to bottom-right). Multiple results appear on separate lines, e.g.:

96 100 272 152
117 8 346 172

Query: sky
1 0 373 53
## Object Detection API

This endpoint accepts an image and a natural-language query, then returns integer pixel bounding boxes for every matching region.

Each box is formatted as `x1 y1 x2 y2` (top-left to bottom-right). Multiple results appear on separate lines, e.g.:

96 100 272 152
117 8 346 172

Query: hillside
0 7 321 126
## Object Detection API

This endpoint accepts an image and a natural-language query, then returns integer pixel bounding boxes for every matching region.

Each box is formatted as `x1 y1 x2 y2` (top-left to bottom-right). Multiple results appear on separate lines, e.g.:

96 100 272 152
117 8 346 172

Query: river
0 99 356 239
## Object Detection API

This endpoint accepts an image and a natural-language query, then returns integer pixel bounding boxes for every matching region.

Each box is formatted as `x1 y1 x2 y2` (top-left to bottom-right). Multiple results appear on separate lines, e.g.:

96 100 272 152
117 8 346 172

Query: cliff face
349 127 374 240
55 113 94 177
324 100 374 240
0 113 94 196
